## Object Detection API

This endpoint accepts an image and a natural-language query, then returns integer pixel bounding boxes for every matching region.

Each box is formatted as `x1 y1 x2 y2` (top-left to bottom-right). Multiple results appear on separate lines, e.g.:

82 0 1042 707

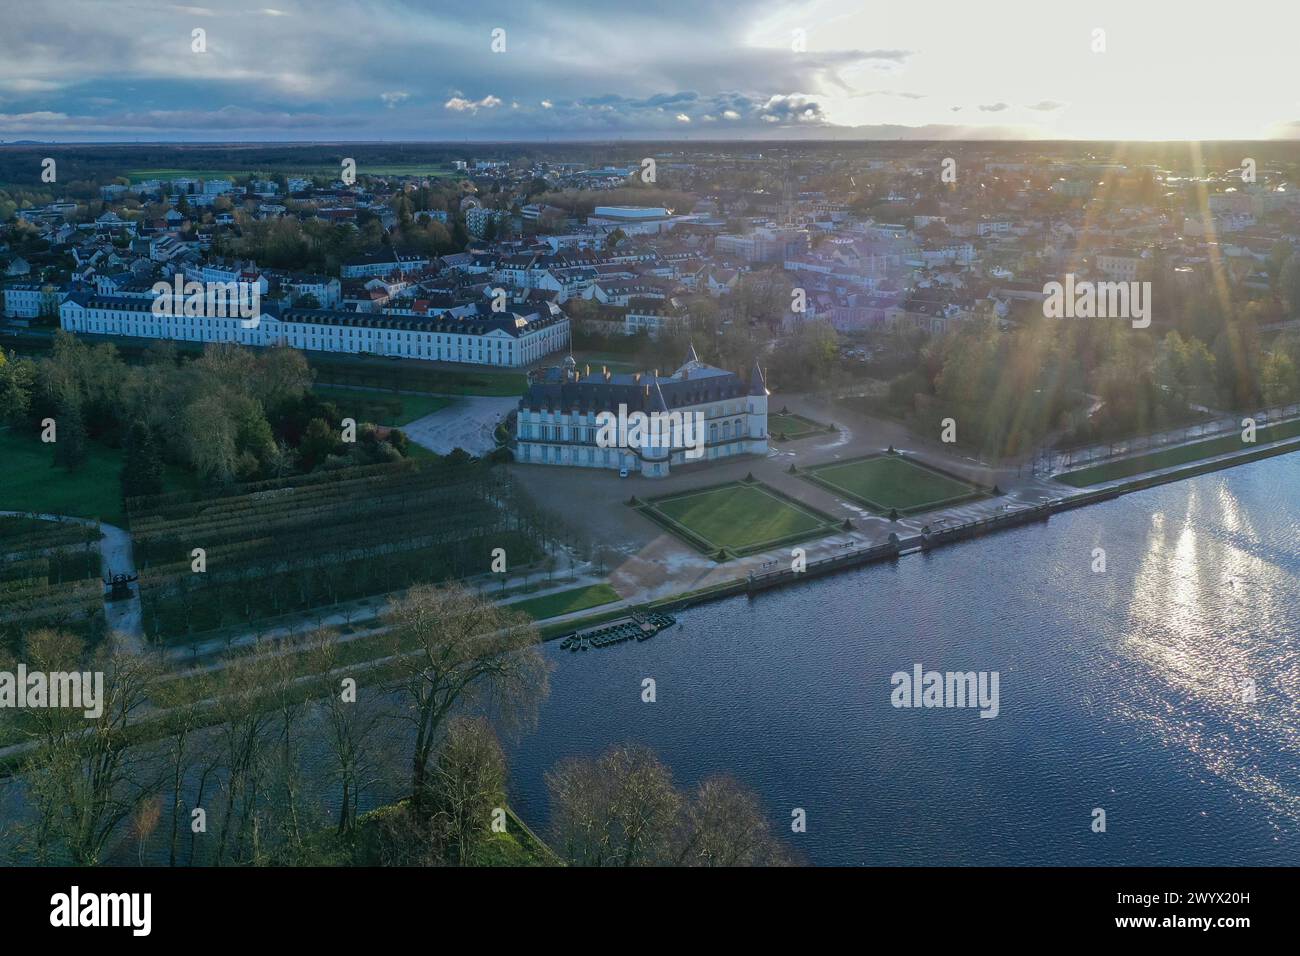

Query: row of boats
559 611 676 651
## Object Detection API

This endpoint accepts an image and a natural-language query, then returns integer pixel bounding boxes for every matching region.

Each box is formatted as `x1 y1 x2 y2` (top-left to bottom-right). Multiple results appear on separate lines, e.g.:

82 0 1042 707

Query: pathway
0 510 144 653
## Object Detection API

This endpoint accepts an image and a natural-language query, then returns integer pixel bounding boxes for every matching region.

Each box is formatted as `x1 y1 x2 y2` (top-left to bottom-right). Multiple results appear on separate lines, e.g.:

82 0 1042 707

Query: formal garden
632 477 841 561
799 452 989 515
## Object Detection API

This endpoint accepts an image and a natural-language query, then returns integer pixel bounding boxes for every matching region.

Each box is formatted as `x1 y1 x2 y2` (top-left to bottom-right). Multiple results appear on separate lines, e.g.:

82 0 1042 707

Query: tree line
0 583 792 867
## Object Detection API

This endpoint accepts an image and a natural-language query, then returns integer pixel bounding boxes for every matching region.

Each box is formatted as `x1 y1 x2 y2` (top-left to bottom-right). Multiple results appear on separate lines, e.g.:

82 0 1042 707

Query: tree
52 398 87 472
121 420 164 499
389 583 549 819
1280 255 1300 318
546 745 681 866
308 631 387 837
675 775 792 866
0 348 36 424
299 417 338 471
15 631 162 865
430 717 508 863
1260 350 1300 406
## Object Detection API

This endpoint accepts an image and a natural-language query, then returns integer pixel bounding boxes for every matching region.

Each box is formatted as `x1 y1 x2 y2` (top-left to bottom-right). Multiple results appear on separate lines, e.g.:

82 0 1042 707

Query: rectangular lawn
804 454 982 514
768 412 827 441
645 481 834 555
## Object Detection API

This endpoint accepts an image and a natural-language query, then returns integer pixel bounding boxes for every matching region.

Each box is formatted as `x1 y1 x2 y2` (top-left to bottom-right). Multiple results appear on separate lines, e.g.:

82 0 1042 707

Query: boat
559 611 676 651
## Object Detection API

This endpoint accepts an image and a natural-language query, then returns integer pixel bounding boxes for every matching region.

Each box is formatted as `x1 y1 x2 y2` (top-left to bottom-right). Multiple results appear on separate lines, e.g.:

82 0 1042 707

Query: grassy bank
508 583 621 620
1054 418 1300 487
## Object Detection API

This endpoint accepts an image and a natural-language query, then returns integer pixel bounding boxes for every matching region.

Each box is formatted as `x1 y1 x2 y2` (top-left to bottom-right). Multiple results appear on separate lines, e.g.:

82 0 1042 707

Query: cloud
675 113 691 123
1026 100 1064 111
758 94 828 125
978 102 1009 112
379 90 410 109
444 94 502 113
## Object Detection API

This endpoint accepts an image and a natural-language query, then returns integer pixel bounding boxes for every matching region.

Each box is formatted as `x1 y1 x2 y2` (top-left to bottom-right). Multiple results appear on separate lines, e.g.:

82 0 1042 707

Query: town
2 133 1299 876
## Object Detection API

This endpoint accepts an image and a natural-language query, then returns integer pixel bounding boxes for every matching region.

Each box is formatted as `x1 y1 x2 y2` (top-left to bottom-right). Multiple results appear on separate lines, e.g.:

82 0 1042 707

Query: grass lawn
313 386 452 426
803 454 983 514
0 428 194 526
644 481 836 556
309 356 526 397
769 411 828 441
508 583 621 620
1054 419 1300 487
572 351 642 374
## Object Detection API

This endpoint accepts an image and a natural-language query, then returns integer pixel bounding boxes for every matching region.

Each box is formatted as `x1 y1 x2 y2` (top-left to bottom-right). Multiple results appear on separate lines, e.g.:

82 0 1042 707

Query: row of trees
1 584 790 867
877 307 1300 459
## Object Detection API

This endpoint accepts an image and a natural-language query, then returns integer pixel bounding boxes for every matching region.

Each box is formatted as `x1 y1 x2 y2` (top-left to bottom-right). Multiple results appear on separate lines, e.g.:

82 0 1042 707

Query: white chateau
58 293 570 367
515 346 769 477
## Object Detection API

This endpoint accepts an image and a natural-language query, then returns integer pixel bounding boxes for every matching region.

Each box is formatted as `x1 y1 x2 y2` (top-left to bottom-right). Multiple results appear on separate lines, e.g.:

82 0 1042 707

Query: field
126 458 545 642
768 411 829 441
508 583 621 620
801 454 986 514
1054 419 1300 487
0 428 194 526
637 479 839 559
313 386 452 426
0 515 104 651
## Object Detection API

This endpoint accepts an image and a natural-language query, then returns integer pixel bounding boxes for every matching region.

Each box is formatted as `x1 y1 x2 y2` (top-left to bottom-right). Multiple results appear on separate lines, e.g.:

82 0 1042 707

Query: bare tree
152 667 219 867
389 583 550 819
18 631 163 866
674 775 793 867
308 631 389 837
546 745 681 867
429 716 508 864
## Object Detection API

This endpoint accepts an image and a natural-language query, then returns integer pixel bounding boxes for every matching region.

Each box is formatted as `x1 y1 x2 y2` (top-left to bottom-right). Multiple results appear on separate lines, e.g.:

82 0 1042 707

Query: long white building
59 293 570 367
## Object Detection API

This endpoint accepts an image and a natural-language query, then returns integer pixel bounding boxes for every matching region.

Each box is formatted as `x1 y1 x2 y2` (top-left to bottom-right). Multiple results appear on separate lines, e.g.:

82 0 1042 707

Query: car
619 467 629 478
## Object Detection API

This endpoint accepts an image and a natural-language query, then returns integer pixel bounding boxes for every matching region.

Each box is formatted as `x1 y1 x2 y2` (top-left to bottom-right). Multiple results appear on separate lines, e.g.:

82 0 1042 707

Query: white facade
59 294 569 367
515 355 768 478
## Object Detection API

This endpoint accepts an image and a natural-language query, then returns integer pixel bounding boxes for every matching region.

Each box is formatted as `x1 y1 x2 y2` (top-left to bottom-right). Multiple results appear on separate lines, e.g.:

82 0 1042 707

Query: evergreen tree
52 398 87 472
122 420 164 499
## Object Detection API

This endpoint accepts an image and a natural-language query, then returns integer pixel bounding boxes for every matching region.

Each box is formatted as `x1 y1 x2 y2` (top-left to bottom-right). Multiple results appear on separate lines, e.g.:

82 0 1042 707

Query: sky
1 0 1298 142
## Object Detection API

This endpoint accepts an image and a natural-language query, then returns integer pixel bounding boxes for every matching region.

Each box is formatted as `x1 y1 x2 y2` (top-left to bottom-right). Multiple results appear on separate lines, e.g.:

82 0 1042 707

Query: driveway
402 396 518 456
